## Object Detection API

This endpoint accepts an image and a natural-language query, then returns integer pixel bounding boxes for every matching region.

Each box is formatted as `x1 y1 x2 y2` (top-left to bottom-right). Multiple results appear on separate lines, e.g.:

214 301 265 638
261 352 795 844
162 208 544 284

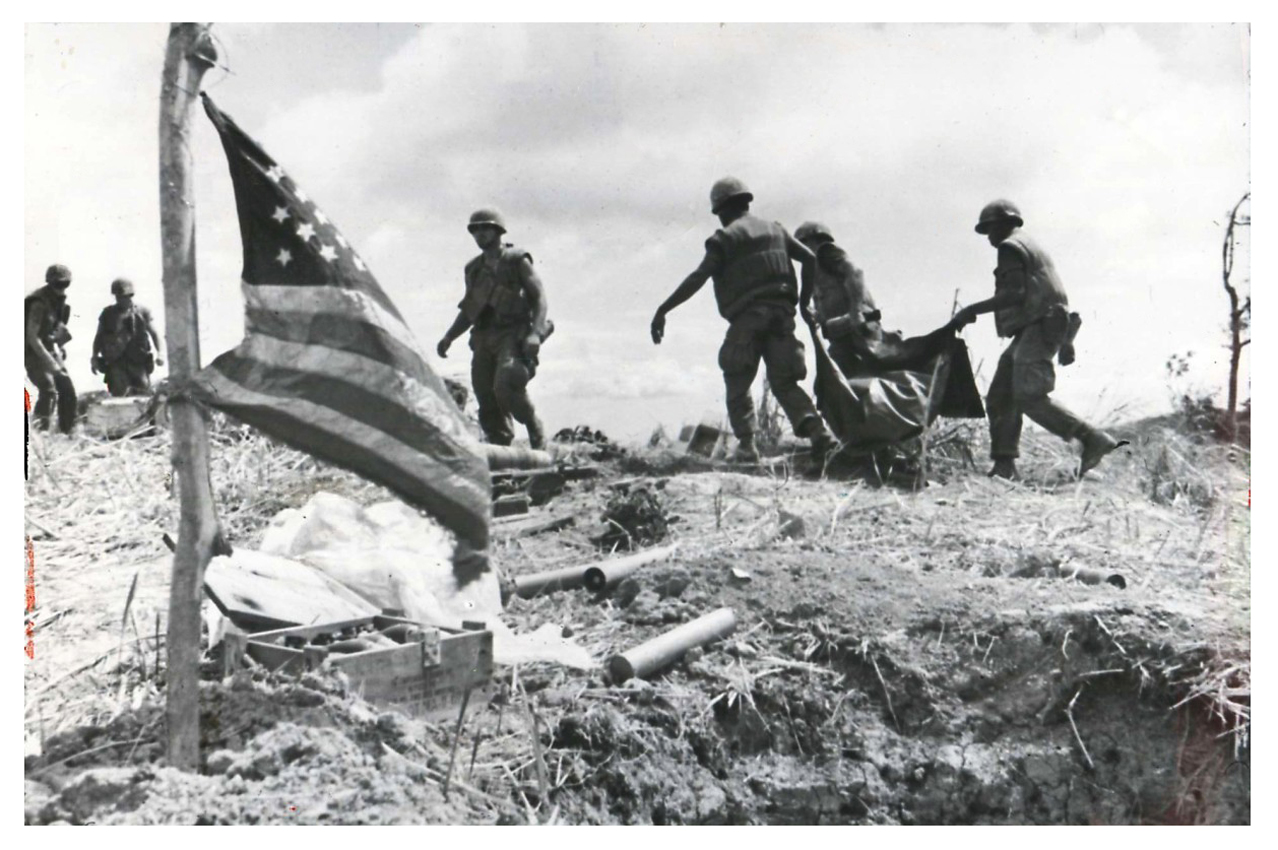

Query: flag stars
318 244 339 263
271 206 290 224
314 210 329 226
275 248 292 267
294 188 310 204
353 255 367 272
265 164 285 183
296 222 316 242
335 233 348 249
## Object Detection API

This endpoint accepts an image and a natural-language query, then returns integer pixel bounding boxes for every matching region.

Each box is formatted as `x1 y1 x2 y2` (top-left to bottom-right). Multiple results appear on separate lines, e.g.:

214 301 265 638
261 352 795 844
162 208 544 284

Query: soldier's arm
141 307 165 366
26 301 62 373
651 249 721 344
437 310 473 358
516 257 550 340
953 243 1028 326
784 232 817 314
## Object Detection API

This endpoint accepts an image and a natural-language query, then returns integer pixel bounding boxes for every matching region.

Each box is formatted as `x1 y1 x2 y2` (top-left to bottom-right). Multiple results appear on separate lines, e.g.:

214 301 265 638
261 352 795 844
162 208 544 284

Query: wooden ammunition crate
223 614 493 721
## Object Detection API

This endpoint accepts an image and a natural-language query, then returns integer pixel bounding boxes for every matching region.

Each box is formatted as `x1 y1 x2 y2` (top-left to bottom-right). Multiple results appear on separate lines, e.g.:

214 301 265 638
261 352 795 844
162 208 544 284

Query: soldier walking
651 178 835 463
91 278 164 397
25 264 78 433
794 221 884 379
437 209 551 449
952 200 1125 479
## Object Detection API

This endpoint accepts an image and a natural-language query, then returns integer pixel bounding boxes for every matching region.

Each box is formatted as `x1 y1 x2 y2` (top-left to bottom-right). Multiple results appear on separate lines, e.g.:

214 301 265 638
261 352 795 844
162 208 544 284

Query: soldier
91 278 164 397
651 178 835 463
794 221 883 379
437 209 551 449
24 264 78 433
952 200 1125 479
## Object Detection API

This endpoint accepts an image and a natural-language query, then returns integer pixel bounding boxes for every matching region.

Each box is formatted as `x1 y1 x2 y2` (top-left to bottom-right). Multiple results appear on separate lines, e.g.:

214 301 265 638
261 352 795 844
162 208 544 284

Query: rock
25 779 55 824
657 569 692 599
614 577 643 608
778 511 806 540
205 750 235 776
59 767 149 822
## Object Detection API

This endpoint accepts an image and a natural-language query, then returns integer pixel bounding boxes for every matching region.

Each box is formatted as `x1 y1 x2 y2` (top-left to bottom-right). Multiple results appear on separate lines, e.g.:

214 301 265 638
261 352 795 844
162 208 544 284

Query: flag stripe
208 343 482 467
227 333 475 446
244 307 432 383
196 367 490 548
244 284 420 357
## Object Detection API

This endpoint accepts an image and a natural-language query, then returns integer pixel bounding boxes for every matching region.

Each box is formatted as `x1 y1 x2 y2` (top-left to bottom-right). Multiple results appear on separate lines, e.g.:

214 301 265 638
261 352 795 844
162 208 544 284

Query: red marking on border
24 388 31 413
25 536 36 658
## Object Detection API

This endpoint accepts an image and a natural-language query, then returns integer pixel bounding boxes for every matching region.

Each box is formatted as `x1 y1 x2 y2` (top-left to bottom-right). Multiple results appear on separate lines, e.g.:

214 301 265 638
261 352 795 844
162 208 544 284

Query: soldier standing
24 264 78 434
952 200 1125 479
91 278 164 397
794 221 884 379
437 209 550 449
651 178 835 463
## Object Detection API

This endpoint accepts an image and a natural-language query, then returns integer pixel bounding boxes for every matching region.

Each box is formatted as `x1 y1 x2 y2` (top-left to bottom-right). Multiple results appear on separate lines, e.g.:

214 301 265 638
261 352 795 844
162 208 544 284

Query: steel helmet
975 199 1024 234
795 221 835 245
111 278 135 296
45 264 72 285
710 177 753 214
467 208 507 234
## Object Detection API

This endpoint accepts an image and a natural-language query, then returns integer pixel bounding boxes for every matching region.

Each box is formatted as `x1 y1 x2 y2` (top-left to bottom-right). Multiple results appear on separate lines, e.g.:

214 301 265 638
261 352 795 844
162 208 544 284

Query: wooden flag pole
159 23 220 771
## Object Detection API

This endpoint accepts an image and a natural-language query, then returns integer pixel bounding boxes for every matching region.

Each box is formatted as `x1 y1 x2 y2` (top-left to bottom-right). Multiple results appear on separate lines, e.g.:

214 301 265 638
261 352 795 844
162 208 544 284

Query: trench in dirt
532 604 1249 825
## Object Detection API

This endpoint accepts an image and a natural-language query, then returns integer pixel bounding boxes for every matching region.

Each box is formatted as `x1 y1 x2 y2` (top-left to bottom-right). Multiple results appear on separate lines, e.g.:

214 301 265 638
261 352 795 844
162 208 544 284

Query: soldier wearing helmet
24 264 78 433
437 209 552 449
794 221 884 379
952 200 1125 479
91 277 164 397
651 178 835 463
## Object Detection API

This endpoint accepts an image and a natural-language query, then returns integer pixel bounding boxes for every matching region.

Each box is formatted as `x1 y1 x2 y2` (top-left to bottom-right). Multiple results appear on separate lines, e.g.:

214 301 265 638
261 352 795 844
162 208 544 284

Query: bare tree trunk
1221 192 1250 444
159 23 220 772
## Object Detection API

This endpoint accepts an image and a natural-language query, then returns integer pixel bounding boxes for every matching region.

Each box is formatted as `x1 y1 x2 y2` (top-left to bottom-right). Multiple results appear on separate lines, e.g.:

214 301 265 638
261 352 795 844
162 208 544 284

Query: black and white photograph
20 20 1251 826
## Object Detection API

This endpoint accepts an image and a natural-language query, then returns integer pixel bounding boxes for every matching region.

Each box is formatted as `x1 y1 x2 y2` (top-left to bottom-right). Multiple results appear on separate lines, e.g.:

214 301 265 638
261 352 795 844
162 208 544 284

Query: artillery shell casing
583 544 679 593
608 608 737 683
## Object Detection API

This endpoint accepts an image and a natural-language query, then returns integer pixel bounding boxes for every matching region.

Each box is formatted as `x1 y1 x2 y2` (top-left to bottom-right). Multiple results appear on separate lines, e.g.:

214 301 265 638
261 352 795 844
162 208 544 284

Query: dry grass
23 408 1250 821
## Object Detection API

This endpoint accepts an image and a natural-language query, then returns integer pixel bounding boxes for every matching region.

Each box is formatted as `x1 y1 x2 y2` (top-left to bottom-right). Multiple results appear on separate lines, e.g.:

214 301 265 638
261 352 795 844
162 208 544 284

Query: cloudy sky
24 22 1250 441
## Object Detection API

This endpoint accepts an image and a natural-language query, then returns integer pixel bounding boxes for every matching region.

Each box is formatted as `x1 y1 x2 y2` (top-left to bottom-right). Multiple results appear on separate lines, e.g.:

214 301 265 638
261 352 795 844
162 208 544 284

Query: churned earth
23 417 1250 824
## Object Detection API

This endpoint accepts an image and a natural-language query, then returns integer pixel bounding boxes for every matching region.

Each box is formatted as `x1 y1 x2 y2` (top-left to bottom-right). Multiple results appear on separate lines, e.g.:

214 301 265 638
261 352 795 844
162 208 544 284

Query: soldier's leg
719 315 764 440
1011 324 1088 443
25 357 58 431
127 362 153 396
986 343 1022 461
470 335 514 446
53 372 78 434
104 361 131 397
493 332 545 449
761 313 831 448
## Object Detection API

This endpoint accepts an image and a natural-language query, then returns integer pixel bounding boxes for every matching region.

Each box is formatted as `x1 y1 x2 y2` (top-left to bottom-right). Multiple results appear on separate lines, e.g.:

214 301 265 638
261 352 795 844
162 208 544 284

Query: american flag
191 95 491 551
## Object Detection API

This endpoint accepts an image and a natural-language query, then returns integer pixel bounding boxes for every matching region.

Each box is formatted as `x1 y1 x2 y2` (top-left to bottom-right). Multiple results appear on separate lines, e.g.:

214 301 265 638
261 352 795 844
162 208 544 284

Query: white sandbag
260 492 498 631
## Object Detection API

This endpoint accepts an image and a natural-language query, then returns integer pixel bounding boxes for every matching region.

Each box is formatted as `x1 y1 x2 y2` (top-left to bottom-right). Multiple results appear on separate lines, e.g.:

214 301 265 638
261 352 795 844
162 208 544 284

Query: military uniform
94 302 158 397
25 285 77 433
707 214 822 441
458 244 543 447
985 230 1089 460
810 242 884 379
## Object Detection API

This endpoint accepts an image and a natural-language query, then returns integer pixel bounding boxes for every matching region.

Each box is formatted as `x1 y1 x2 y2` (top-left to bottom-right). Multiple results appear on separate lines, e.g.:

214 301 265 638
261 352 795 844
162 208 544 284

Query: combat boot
1078 430 1129 478
988 459 1018 480
731 435 761 464
527 418 547 451
802 420 837 459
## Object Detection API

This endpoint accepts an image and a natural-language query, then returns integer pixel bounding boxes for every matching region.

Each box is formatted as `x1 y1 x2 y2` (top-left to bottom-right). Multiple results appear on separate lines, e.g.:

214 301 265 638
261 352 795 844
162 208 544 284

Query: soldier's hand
90 359 100 375
949 307 977 330
436 337 452 359
800 303 816 327
650 311 666 345
523 335 541 358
